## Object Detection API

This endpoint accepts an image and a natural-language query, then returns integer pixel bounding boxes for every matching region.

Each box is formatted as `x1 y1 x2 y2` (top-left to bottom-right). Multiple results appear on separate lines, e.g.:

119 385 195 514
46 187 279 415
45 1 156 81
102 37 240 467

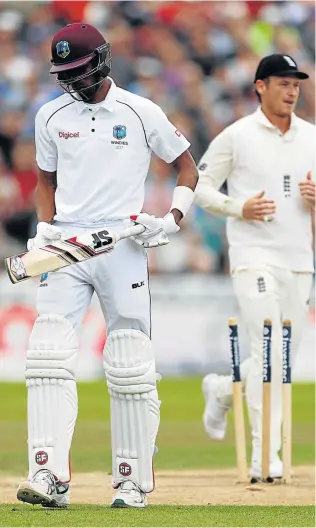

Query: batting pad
26 315 78 482
104 330 161 492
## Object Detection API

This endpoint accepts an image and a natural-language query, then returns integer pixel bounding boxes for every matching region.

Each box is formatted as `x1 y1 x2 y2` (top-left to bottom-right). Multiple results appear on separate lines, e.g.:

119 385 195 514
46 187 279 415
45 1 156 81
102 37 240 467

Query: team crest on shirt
111 125 128 149
56 41 70 59
113 125 127 140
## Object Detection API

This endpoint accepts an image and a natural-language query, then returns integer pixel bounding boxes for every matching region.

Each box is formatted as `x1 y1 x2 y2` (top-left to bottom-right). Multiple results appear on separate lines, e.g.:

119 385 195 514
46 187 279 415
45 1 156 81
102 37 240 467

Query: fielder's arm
312 206 315 249
35 169 57 223
194 129 244 217
194 130 276 221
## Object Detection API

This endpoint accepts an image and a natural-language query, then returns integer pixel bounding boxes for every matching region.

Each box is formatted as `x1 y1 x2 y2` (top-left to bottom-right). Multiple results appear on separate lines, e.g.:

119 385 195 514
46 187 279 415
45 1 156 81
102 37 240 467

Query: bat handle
115 224 146 242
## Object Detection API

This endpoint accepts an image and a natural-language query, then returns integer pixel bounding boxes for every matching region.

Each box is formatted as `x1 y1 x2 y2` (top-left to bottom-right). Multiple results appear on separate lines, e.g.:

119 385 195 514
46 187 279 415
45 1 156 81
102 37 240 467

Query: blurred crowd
0 0 315 274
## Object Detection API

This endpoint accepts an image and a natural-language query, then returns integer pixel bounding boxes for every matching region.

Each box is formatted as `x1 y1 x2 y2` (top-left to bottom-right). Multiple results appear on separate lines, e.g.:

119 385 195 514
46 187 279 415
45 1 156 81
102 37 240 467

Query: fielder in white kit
195 54 315 479
17 23 198 508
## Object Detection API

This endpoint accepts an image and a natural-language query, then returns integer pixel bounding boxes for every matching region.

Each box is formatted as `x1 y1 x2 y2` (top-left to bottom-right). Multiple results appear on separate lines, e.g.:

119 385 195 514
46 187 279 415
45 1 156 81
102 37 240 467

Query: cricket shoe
250 455 283 481
17 469 69 508
202 374 231 440
111 480 147 508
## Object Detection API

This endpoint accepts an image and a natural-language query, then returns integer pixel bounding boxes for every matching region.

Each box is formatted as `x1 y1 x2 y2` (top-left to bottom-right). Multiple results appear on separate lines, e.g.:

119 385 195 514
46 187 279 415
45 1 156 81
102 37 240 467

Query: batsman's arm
143 101 198 224
34 107 58 223
35 169 57 223
170 150 199 223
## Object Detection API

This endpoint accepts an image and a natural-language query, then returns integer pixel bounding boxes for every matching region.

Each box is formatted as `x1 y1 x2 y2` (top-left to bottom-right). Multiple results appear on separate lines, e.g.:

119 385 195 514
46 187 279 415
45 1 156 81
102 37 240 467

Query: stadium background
0 0 314 381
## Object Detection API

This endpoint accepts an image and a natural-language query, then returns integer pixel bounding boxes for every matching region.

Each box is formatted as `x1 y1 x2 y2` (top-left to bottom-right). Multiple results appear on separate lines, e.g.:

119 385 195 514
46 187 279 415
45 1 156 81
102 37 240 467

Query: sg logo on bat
91 230 114 251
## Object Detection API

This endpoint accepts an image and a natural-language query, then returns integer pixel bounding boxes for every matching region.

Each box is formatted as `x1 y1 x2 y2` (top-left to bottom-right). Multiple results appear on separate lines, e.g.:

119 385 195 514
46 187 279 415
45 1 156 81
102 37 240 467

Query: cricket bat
5 224 145 284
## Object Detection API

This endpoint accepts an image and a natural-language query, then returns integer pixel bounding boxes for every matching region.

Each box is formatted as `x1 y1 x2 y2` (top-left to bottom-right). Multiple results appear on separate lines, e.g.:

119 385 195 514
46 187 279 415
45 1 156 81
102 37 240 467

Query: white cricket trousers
37 221 151 334
26 221 151 482
217 264 313 464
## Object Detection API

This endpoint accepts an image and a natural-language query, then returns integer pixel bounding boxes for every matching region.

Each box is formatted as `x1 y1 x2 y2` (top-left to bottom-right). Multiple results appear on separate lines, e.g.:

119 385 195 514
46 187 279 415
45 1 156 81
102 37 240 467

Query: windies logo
35 451 48 465
113 125 127 140
119 462 132 477
56 41 70 59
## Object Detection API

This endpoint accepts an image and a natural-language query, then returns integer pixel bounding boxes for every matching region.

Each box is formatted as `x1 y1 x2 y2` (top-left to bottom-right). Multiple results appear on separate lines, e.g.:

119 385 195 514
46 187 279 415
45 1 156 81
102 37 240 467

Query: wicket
282 320 292 483
228 317 248 483
262 319 272 482
229 317 292 484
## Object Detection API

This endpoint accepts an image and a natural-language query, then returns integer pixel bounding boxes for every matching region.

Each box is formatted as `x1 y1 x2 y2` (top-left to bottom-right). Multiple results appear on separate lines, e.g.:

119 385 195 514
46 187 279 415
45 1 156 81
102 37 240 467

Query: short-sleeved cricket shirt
35 78 190 223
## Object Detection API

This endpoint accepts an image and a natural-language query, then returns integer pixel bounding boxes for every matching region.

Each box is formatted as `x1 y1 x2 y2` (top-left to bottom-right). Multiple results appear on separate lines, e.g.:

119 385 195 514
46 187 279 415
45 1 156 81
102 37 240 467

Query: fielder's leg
277 271 313 480
232 265 283 479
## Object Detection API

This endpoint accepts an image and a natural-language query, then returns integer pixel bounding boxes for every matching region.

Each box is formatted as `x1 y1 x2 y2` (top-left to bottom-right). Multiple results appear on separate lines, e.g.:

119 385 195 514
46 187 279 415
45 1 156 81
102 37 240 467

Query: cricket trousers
25 220 153 483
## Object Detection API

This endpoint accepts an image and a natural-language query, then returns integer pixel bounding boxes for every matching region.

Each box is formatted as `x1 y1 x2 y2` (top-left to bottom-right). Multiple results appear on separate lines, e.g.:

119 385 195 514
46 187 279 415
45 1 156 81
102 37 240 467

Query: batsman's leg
93 235 157 507
17 262 93 507
104 330 160 507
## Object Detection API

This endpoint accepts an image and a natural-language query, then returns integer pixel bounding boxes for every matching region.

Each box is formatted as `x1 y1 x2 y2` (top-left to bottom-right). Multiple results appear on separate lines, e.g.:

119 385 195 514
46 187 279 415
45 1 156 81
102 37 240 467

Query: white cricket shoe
17 470 69 508
202 373 231 440
250 455 283 480
111 480 147 508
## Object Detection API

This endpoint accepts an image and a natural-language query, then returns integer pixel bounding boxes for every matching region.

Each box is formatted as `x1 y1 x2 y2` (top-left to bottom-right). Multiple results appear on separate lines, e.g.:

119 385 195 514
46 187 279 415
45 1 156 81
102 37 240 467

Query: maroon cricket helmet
50 23 108 73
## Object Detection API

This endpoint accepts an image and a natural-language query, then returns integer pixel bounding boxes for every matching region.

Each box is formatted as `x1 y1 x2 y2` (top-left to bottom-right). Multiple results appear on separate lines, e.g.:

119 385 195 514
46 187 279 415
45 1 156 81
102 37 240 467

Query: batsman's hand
130 212 180 248
242 191 276 222
299 171 315 206
27 222 62 251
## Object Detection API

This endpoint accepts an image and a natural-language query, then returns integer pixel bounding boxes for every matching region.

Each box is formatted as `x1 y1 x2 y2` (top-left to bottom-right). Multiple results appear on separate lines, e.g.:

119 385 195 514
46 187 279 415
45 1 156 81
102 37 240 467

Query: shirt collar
254 106 298 133
76 77 117 114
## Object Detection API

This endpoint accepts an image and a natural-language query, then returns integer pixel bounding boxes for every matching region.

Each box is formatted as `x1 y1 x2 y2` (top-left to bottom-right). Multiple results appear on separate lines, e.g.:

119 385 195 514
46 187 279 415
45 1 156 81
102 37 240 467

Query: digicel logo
59 131 80 139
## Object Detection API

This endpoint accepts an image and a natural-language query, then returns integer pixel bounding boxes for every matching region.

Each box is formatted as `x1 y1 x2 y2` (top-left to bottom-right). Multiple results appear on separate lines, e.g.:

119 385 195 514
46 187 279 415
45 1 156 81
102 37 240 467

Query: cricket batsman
195 54 315 480
17 23 198 508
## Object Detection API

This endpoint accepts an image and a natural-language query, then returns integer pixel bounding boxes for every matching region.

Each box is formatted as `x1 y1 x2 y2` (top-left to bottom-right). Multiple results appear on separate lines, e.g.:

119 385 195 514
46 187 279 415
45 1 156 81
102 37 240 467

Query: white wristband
170 186 195 217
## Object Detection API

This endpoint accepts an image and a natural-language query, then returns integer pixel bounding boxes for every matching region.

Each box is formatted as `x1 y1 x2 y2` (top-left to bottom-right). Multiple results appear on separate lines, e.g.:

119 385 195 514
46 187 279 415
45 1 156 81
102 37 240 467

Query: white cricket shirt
35 78 190 223
195 108 315 272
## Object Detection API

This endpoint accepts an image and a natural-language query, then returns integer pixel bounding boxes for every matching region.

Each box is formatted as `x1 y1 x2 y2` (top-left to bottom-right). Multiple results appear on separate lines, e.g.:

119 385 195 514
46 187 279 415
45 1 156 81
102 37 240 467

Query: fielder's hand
299 171 315 206
130 212 180 248
242 191 276 222
27 222 62 251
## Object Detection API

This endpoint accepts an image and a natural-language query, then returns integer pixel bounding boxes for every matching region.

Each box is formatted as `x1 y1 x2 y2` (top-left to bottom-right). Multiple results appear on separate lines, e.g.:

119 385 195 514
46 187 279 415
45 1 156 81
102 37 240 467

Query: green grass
0 380 314 475
0 505 314 527
0 380 314 527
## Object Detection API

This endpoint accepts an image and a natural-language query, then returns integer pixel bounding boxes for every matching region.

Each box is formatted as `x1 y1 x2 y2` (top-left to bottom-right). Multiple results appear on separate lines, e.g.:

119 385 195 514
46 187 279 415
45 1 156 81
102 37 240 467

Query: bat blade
5 223 145 285
5 230 116 284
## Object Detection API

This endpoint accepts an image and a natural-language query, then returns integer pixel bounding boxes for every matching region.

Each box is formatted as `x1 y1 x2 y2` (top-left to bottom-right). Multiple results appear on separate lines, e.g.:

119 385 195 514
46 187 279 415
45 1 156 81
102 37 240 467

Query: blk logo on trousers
132 281 144 289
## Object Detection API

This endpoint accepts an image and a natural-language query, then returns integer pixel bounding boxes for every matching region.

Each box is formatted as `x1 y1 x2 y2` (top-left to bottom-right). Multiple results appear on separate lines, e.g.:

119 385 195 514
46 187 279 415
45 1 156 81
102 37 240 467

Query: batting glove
130 212 180 248
27 222 62 251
